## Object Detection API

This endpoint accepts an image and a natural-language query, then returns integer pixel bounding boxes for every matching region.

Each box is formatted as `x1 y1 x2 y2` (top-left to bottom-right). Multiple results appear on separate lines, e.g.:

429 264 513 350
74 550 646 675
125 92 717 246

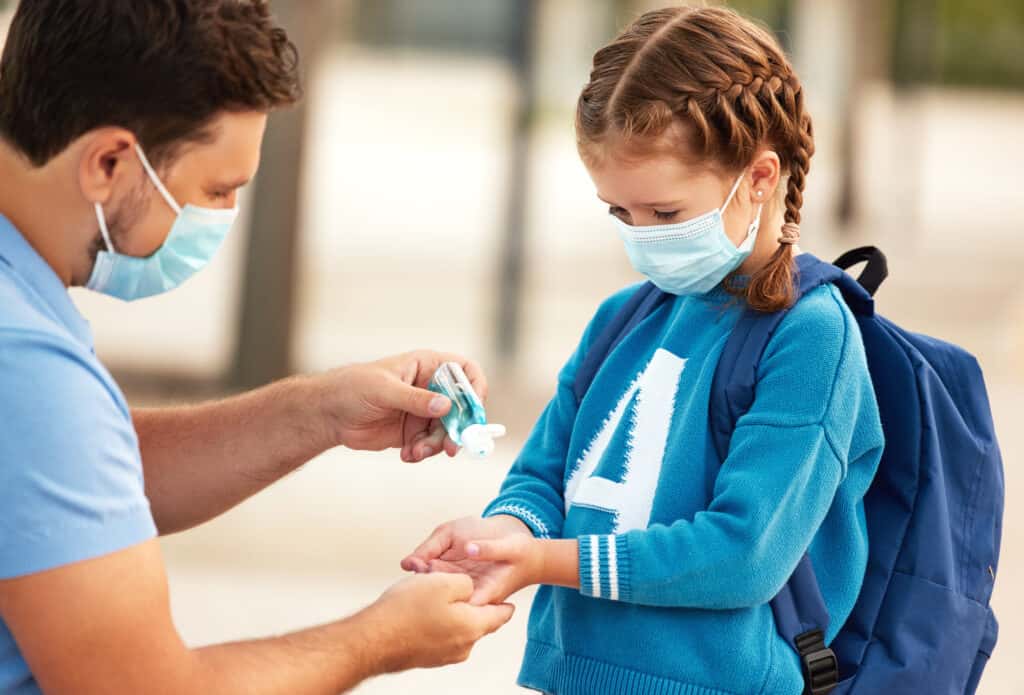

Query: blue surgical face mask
87 144 238 301
614 172 762 296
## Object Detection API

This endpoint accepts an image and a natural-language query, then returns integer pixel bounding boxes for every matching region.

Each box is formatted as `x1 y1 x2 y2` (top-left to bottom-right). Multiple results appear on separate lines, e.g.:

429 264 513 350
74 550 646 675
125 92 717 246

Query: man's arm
137 350 486 534
0 540 513 695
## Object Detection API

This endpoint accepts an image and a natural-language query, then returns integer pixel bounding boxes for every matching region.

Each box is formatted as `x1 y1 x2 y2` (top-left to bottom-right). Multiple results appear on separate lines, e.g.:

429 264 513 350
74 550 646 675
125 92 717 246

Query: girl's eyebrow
597 194 684 208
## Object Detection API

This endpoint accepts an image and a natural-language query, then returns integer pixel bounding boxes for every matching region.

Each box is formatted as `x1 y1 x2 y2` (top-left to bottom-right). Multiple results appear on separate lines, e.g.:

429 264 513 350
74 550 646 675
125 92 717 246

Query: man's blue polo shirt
0 214 157 693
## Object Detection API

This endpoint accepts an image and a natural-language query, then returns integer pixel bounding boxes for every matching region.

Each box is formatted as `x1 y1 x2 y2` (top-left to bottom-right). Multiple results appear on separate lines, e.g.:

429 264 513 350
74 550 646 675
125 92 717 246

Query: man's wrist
343 603 401 678
287 372 345 453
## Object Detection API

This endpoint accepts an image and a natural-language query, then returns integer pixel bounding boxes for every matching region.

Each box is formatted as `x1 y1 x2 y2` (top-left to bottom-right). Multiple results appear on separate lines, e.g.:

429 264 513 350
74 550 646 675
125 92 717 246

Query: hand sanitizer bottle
428 362 506 458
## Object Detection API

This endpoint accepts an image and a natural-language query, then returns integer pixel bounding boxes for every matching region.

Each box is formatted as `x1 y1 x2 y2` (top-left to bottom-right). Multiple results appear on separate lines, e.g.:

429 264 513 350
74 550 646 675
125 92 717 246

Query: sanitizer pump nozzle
427 362 506 458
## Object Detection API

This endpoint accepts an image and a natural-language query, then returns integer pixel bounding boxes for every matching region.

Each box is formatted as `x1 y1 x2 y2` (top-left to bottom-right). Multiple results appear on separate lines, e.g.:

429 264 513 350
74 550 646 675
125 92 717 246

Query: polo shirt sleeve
0 329 157 578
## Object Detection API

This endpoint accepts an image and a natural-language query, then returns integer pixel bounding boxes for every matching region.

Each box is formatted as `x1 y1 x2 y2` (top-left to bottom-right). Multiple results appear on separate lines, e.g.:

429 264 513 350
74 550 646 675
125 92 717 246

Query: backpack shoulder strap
572 282 669 403
708 253 862 461
707 251 882 694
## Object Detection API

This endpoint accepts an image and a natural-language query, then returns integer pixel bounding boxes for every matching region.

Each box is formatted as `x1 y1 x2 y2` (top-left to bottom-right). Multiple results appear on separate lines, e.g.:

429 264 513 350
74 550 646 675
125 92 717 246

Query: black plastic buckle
795 629 839 695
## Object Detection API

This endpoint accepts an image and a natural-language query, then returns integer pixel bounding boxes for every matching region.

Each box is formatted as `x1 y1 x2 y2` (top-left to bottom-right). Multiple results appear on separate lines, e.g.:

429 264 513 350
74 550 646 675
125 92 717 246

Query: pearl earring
756 190 764 198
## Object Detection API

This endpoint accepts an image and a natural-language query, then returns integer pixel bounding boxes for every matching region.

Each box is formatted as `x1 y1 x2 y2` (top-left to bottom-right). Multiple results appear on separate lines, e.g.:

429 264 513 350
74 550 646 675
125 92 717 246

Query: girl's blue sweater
484 281 884 695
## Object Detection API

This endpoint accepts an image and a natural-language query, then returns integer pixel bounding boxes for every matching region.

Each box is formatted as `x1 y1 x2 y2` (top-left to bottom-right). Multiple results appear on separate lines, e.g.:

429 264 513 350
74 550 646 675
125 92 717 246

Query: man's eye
653 210 679 221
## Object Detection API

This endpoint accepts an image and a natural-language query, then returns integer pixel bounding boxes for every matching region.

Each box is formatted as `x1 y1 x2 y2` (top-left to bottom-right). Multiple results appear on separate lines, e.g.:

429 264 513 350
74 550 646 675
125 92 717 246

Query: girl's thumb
466 539 511 561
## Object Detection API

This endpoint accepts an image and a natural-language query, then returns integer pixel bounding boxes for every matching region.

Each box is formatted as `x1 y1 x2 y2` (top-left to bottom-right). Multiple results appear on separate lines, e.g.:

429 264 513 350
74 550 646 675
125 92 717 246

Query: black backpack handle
832 246 888 297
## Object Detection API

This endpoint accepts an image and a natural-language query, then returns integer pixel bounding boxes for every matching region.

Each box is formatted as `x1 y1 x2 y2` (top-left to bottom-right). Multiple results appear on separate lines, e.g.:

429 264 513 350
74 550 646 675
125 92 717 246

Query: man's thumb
384 380 450 419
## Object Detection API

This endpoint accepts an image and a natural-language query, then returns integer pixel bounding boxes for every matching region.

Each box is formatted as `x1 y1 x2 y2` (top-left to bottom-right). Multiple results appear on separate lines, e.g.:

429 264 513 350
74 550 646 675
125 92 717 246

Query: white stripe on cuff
607 536 619 601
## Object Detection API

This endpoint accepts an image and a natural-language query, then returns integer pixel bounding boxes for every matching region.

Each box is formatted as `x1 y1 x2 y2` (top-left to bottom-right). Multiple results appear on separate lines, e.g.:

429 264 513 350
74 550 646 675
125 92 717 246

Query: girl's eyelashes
607 205 680 223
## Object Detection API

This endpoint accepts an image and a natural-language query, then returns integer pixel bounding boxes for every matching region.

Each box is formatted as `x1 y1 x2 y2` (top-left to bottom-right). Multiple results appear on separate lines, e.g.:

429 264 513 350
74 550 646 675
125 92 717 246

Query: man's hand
316 350 488 463
0 540 514 695
358 573 515 672
137 350 488 534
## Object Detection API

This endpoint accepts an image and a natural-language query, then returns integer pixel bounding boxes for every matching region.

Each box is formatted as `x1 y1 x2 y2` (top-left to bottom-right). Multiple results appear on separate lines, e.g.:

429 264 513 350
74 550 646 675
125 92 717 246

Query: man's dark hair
0 0 301 167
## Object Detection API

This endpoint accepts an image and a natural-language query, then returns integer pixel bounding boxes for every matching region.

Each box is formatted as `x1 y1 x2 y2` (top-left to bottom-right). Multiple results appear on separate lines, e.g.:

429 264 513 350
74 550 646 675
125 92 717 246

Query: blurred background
2 0 1022 692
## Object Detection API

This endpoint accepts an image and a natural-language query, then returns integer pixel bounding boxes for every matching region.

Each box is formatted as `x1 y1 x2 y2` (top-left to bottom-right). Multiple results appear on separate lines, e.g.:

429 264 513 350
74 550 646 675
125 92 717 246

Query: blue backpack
572 248 1004 694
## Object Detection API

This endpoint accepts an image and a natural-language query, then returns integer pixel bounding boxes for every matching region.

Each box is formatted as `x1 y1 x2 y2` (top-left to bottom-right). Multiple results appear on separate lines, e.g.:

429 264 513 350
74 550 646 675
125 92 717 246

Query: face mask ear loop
94 202 115 253
134 144 182 215
748 202 764 238
720 171 748 213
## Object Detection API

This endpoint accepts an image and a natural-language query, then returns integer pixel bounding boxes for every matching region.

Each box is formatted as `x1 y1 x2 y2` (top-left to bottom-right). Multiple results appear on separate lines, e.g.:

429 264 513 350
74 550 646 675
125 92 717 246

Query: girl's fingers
402 557 429 573
401 526 453 569
465 538 517 562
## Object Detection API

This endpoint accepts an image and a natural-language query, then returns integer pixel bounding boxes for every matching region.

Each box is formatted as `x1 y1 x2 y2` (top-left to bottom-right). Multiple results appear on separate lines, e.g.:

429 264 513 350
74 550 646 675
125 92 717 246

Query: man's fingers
458 358 488 402
470 602 515 634
400 423 426 463
431 572 474 602
411 351 488 403
412 423 448 461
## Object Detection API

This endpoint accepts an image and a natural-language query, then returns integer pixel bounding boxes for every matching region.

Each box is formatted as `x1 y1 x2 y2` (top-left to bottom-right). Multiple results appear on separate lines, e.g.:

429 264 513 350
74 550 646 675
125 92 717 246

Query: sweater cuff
578 534 631 602
484 502 554 539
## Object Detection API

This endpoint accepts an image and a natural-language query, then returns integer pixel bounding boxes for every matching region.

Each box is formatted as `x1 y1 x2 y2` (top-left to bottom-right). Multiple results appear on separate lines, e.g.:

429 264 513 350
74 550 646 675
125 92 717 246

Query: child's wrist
533 538 580 590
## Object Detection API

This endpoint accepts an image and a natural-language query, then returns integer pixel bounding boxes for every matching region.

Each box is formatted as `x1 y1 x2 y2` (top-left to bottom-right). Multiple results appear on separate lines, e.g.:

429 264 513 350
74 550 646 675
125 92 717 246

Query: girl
403 6 884 695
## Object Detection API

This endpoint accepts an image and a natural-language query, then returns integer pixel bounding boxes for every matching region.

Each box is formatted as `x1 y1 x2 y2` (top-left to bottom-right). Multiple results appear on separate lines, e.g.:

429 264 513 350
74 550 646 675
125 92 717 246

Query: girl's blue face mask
613 172 762 296
87 144 238 301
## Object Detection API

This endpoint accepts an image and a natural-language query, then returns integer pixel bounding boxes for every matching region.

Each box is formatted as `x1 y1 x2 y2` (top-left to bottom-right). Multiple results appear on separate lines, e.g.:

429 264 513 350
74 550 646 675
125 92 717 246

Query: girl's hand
400 515 532 574
428 534 545 606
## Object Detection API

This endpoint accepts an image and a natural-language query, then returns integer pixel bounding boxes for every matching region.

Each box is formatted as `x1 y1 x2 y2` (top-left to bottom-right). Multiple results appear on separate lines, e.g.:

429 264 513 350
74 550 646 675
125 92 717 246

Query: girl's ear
748 149 782 201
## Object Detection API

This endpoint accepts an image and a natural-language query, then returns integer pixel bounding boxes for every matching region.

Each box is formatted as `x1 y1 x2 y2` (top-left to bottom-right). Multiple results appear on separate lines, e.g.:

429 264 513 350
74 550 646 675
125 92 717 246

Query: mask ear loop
748 203 763 237
94 202 115 253
720 172 747 213
722 172 763 242
134 144 182 215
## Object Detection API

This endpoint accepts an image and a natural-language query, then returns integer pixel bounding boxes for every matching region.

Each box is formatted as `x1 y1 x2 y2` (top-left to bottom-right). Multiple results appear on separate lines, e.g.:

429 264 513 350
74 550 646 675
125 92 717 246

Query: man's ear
77 128 138 206
748 149 782 201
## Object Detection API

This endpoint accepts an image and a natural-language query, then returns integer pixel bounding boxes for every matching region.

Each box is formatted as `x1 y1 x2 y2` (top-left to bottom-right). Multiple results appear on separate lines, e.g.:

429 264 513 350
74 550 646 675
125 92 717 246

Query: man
0 2 512 693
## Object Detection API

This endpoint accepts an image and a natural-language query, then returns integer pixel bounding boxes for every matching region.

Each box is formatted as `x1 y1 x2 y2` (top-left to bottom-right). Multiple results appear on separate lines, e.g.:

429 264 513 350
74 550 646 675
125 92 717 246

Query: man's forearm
135 374 334 534
191 609 386 695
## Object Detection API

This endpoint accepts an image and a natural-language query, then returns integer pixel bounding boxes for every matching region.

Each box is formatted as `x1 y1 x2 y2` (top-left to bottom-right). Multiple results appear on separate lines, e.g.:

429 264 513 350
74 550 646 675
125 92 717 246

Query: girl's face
583 146 786 274
584 150 756 244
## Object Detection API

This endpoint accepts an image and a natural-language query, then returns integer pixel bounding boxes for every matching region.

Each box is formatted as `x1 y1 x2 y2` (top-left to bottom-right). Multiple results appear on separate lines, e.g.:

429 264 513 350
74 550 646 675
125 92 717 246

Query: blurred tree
893 0 1024 89
352 0 519 58
231 0 334 388
348 0 543 361
496 0 540 361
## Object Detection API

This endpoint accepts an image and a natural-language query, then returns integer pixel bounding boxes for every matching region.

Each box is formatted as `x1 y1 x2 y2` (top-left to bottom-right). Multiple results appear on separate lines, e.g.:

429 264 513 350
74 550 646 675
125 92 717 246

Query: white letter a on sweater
564 348 685 533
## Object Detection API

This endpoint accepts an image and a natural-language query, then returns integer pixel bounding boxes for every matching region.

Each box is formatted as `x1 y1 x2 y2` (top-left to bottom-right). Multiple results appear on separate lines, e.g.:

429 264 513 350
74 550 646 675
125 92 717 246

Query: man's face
107 111 267 258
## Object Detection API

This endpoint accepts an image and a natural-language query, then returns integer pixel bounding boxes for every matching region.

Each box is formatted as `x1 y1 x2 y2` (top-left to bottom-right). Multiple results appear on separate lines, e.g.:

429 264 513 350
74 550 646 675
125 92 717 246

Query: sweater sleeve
578 286 882 608
484 284 644 539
